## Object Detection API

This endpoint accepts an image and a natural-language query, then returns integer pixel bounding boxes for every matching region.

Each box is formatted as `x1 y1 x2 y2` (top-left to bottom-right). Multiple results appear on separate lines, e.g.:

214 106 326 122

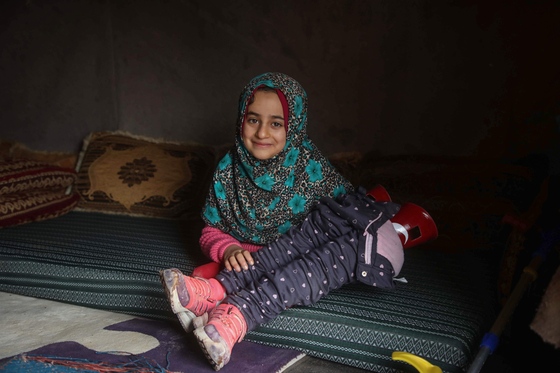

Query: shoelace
193 279 216 301
187 278 218 314
214 306 247 344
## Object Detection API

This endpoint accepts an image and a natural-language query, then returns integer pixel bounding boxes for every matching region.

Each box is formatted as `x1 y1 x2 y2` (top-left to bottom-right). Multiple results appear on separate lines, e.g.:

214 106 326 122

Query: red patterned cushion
0 190 80 228
0 160 77 196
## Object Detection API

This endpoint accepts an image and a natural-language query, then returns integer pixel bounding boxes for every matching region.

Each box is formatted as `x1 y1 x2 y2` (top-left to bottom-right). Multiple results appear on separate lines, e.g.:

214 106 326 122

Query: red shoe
159 268 225 332
391 202 438 249
193 303 247 371
366 185 438 249
366 184 392 202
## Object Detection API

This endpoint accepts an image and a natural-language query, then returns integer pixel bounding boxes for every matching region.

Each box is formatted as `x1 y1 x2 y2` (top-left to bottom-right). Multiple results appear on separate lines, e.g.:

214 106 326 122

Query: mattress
0 211 497 373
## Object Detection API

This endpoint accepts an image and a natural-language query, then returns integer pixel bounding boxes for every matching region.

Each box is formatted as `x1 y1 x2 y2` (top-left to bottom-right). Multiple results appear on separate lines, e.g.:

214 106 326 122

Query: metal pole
467 226 559 373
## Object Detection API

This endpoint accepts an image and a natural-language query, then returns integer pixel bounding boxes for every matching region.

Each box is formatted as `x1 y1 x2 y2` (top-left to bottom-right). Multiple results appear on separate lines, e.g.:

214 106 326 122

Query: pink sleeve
199 224 263 263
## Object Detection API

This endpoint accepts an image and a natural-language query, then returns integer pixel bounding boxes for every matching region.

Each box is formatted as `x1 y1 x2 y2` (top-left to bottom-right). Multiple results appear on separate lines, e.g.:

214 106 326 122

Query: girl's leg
224 229 359 331
216 203 354 295
194 230 359 370
161 200 355 334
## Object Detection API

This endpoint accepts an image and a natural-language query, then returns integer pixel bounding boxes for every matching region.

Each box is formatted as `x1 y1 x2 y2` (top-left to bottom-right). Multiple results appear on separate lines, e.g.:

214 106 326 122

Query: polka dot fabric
214 189 400 331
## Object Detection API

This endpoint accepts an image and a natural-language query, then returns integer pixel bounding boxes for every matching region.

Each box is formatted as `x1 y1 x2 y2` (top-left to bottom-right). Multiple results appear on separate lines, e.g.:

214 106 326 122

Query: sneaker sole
193 313 209 329
193 325 230 371
159 269 196 333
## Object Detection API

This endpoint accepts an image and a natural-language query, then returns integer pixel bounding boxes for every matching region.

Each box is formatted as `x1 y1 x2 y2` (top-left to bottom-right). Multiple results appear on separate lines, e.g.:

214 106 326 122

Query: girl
159 73 430 370
199 73 354 273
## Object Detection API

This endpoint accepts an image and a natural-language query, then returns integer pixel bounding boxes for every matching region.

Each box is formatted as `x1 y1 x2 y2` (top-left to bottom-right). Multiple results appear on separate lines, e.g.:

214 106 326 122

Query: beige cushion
75 131 217 219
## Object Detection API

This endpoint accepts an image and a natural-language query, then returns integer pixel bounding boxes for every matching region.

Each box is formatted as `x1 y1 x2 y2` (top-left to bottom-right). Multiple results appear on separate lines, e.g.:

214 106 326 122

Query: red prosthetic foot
366 184 392 202
191 261 222 279
391 202 438 249
367 185 437 249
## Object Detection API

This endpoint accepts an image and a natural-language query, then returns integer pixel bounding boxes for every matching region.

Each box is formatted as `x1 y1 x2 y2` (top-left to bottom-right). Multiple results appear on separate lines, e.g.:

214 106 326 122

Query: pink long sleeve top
199 224 263 263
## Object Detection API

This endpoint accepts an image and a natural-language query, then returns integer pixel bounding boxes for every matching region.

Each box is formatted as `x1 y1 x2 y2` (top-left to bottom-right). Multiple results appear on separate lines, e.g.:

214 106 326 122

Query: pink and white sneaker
159 268 226 332
193 303 247 371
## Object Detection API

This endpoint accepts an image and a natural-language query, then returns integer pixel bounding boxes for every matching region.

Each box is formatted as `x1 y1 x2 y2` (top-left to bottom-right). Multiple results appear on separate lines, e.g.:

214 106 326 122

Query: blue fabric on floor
0 358 96 373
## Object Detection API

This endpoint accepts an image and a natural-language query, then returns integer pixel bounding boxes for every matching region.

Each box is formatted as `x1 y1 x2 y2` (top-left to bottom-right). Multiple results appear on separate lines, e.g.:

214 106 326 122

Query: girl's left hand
223 245 254 272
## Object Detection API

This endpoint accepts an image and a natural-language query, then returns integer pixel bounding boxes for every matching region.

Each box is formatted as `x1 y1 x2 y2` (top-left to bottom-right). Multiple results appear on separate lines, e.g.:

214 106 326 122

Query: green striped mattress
0 211 497 373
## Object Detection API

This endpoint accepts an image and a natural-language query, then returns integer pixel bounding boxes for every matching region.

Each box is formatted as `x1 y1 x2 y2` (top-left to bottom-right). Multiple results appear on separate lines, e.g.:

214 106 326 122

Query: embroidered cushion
75 131 217 219
0 190 80 228
0 160 77 196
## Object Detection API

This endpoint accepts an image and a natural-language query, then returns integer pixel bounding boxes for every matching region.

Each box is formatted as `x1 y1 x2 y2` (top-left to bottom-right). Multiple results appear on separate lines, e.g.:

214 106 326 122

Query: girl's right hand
223 245 254 272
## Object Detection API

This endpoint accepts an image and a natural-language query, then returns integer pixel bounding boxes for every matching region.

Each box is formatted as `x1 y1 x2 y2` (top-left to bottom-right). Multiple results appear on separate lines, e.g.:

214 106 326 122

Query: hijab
202 72 354 244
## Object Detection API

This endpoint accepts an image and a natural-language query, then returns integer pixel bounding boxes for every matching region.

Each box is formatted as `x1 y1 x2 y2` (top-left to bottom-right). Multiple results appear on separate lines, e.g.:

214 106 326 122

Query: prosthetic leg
366 185 438 249
193 185 439 280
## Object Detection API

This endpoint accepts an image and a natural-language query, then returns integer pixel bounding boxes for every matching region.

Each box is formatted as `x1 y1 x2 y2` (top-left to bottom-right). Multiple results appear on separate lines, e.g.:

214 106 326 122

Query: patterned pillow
75 131 217 219
0 139 78 169
0 159 77 196
0 190 80 228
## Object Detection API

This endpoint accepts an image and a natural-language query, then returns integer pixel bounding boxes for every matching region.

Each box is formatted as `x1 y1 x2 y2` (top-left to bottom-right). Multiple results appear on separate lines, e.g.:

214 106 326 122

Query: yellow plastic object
392 352 442 373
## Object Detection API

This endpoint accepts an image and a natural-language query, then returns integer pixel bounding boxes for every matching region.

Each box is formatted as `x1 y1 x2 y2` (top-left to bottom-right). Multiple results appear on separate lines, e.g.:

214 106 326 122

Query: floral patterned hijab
202 72 354 244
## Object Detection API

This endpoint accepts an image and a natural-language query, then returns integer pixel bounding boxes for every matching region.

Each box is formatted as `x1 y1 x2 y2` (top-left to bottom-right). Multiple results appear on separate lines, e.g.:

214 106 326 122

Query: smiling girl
199 74 353 273
158 73 431 370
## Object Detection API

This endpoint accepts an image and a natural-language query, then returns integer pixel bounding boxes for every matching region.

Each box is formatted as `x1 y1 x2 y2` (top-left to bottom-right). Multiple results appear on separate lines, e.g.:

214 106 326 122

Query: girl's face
242 90 287 160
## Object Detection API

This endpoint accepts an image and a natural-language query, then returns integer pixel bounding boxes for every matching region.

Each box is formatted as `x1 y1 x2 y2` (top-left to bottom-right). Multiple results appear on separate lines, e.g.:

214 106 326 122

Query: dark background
1 1 560 370
1 0 559 169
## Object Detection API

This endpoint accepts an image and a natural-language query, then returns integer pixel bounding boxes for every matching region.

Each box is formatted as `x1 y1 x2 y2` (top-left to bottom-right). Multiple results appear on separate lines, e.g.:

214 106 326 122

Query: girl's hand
223 245 254 272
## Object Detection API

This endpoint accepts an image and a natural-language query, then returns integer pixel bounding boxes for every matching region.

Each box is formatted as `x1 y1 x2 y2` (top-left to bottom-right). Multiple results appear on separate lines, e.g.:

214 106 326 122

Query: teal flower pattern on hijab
305 159 323 183
283 147 299 167
201 72 354 244
255 174 275 191
294 95 303 118
284 169 295 187
267 197 280 210
214 181 226 200
288 194 307 214
218 153 231 170
278 221 292 235
204 206 221 224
